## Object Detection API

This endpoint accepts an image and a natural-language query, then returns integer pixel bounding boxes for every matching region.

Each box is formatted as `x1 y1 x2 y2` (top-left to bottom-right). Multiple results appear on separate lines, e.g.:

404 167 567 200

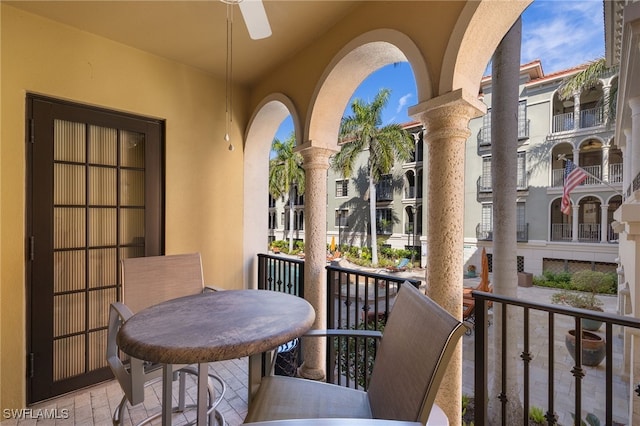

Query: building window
336 179 348 197
292 185 304 206
297 210 304 231
518 100 529 139
268 212 277 230
481 157 492 191
335 209 349 227
480 153 527 191
376 208 393 234
376 174 393 201
481 203 527 241
480 101 528 145
517 151 527 189
481 204 493 238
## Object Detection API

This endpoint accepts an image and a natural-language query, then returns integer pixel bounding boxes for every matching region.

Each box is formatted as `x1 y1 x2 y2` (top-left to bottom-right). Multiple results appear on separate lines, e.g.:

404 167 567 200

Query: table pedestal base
161 363 226 426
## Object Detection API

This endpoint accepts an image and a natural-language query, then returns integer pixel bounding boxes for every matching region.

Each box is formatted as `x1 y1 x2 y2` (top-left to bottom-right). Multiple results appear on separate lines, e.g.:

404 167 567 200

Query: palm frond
558 58 607 100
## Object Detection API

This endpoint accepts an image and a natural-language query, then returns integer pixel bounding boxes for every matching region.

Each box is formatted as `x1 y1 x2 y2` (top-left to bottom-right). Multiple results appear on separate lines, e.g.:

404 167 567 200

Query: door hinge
29 236 35 261
27 353 34 378
29 119 35 144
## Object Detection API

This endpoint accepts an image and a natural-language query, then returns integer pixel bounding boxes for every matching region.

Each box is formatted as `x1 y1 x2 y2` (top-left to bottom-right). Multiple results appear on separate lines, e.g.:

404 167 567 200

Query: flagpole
557 154 623 196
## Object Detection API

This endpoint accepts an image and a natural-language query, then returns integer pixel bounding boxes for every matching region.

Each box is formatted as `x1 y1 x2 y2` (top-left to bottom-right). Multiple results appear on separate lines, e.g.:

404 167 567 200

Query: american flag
560 160 588 215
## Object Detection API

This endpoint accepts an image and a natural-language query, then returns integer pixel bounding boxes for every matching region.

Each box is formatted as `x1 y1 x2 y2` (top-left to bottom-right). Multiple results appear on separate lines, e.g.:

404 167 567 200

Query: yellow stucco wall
0 4 246 408
0 0 532 411
248 1 465 126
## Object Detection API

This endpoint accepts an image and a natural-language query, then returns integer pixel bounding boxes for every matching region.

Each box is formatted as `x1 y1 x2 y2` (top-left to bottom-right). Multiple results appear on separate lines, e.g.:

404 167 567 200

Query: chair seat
244 376 372 422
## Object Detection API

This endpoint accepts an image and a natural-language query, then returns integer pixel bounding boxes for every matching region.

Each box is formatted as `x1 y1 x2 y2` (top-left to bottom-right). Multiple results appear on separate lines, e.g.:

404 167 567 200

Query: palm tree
269 131 305 252
558 58 618 121
331 88 414 265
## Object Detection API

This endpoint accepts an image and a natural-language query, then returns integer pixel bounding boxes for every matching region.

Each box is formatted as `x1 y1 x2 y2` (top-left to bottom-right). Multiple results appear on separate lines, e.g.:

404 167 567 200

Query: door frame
25 94 165 403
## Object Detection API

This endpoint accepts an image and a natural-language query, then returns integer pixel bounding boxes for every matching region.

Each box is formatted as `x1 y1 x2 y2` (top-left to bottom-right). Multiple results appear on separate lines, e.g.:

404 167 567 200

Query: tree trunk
369 176 379 265
288 188 295 252
488 16 524 425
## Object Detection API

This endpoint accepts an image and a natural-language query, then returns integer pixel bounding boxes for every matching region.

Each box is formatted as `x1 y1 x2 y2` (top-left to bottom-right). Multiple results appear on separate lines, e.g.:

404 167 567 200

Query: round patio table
117 289 315 426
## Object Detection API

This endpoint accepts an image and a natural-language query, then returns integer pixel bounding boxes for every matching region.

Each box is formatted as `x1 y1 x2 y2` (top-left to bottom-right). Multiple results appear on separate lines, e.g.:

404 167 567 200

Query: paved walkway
9 283 628 426
460 283 626 426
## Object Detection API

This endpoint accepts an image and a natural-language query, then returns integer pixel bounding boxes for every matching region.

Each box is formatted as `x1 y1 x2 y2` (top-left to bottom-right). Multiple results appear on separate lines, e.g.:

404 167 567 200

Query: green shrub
571 412 601 426
336 320 385 389
529 406 545 424
535 270 617 294
571 270 616 295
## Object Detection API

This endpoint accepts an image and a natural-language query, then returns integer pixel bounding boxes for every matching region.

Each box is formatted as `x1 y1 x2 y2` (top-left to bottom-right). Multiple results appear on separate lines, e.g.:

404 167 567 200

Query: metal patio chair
244 282 466 425
107 253 225 425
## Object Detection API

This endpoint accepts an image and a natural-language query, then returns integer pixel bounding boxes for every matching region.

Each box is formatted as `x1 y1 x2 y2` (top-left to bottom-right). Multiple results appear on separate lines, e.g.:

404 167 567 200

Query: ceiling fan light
238 0 272 40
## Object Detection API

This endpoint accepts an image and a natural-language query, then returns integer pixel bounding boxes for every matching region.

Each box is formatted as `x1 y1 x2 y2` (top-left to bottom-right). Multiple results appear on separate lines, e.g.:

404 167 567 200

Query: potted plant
551 270 611 331
565 329 606 367
466 264 477 278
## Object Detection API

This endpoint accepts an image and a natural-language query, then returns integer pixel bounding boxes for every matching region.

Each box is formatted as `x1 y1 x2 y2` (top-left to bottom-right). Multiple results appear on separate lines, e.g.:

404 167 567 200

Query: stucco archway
306 29 429 149
243 93 301 289
440 0 532 97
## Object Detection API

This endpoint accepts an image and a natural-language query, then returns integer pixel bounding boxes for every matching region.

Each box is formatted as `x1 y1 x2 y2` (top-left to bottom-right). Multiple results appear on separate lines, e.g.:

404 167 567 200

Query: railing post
474 292 488 426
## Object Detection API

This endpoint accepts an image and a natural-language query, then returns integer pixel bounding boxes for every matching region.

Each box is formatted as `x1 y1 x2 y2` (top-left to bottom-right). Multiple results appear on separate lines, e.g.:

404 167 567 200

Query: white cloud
521 0 603 73
396 93 413 114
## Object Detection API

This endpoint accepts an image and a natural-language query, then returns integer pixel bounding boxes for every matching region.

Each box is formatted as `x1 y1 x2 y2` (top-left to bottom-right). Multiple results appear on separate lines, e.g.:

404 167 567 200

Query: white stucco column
409 89 484 426
624 128 632 193
573 148 581 166
296 142 336 380
601 204 609 243
604 83 612 126
603 144 610 183
629 96 640 185
573 92 581 130
571 205 580 242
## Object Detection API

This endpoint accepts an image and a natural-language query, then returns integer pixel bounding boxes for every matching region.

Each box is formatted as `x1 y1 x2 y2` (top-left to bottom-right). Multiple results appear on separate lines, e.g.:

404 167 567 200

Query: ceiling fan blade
238 0 272 40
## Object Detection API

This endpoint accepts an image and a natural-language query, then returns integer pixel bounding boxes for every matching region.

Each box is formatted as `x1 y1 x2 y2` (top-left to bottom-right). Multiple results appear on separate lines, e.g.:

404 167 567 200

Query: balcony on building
375 174 394 202
477 111 530 148
476 222 529 242
550 76 616 134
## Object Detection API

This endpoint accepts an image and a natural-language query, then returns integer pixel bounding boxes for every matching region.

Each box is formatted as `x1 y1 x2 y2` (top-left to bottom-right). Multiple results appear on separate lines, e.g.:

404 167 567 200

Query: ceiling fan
220 0 271 150
220 0 272 40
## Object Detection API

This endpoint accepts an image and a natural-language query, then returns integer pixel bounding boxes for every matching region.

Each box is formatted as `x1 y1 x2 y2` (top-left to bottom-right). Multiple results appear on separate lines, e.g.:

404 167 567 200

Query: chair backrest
121 253 204 313
108 253 205 405
367 282 466 424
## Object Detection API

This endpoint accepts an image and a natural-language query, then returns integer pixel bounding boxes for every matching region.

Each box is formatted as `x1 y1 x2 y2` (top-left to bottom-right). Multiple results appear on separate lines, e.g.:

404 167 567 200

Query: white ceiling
6 1 358 85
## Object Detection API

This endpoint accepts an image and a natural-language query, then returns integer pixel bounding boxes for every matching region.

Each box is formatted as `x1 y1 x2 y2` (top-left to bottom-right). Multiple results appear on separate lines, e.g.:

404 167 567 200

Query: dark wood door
26 95 164 403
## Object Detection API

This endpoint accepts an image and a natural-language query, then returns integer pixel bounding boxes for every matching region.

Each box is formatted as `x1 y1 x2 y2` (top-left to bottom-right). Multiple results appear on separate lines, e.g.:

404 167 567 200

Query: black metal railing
256 254 637 424
625 170 640 200
257 253 304 296
325 264 421 389
472 290 640 426
475 223 528 242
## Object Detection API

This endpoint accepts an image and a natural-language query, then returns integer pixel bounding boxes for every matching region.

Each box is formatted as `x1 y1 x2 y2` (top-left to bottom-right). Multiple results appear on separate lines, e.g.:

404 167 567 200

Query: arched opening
551 142 574 186
307 30 428 150
608 139 624 183
243 95 300 289
404 170 416 199
608 195 623 242
579 138 604 183
551 197 571 241
577 195 602 242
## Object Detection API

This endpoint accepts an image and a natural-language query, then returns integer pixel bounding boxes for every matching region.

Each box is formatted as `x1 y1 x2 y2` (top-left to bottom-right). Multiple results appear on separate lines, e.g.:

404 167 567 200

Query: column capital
408 89 486 143
295 142 337 171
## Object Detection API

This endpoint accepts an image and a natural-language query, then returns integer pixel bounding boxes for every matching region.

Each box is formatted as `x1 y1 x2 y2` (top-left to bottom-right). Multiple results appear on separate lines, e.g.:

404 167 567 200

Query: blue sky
273 0 604 143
